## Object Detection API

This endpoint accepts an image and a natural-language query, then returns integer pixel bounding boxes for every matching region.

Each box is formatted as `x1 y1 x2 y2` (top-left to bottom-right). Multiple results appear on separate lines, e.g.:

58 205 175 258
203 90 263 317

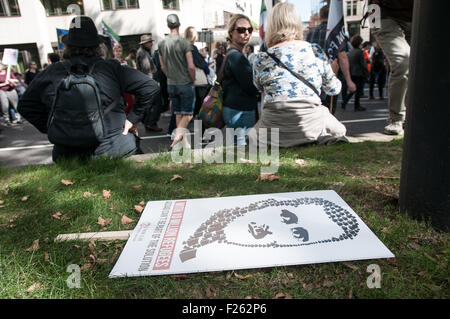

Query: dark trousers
143 90 163 127
343 76 366 108
369 68 387 98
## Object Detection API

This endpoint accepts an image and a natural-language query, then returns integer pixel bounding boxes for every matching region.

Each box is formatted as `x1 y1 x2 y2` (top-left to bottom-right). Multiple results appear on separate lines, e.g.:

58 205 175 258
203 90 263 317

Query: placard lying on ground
109 191 394 278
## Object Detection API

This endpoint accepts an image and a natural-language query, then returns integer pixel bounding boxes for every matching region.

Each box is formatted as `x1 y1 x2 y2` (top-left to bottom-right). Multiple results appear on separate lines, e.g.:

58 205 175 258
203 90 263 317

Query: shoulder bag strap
216 48 239 85
267 52 321 98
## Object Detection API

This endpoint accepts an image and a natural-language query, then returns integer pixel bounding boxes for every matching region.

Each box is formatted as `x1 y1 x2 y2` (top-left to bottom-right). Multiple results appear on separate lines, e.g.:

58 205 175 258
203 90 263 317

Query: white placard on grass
110 191 394 278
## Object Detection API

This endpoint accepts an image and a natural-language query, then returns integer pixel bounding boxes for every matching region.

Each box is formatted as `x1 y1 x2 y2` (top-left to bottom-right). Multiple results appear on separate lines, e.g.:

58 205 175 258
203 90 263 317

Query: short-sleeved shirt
158 34 192 86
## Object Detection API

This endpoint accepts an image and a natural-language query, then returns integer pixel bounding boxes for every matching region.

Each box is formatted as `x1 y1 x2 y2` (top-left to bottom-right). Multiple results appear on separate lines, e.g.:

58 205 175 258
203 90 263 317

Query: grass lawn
0 139 448 299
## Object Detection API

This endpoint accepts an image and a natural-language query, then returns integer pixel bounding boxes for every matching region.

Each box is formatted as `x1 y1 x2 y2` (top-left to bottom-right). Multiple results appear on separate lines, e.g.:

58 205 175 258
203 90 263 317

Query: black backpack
47 60 115 147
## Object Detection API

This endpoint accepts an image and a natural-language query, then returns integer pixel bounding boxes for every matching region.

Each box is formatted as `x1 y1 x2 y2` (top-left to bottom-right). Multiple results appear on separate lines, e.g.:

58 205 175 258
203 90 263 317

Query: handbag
194 67 208 87
199 48 238 129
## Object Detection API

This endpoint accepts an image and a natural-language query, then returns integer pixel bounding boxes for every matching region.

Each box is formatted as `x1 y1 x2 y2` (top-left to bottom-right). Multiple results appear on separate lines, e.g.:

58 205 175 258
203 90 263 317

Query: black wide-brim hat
62 16 104 47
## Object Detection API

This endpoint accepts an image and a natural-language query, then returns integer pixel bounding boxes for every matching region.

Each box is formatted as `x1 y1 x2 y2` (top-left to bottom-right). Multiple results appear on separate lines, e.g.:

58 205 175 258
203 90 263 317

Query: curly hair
62 45 104 60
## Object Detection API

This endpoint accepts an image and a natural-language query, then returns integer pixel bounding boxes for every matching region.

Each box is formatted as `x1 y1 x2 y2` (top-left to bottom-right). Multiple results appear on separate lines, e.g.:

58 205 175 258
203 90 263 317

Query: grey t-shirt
158 34 192 86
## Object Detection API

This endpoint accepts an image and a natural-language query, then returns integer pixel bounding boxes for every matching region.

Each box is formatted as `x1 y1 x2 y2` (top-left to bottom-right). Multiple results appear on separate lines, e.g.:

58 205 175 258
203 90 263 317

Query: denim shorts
168 84 196 115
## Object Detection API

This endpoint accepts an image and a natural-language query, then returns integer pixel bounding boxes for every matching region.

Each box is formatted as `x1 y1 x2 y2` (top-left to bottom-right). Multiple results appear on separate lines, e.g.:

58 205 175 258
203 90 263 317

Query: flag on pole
101 21 121 48
56 28 69 50
259 0 268 46
325 0 349 61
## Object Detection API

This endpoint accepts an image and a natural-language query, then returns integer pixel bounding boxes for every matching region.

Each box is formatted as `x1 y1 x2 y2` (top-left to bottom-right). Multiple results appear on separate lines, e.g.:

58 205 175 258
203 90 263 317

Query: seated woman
251 2 347 147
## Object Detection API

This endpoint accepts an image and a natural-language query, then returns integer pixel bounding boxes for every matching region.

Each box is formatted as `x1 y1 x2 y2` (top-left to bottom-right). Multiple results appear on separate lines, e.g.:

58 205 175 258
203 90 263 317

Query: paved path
0 91 398 168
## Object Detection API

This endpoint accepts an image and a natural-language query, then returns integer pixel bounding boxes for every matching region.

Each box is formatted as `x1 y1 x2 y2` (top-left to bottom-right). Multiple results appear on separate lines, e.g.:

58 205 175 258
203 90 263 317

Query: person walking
251 2 346 147
368 0 414 135
342 35 369 112
24 61 39 86
158 14 196 149
17 16 160 162
369 42 387 100
137 34 163 132
221 14 259 146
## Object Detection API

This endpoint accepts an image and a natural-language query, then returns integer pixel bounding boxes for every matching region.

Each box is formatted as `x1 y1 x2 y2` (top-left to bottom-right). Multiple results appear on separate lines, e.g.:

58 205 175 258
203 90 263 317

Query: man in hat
18 16 160 162
136 33 163 132
158 14 196 149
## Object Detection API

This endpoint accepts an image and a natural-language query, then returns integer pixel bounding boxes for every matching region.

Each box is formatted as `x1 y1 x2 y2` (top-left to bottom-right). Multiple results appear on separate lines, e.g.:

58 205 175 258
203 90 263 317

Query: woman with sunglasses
221 14 258 146
251 2 347 147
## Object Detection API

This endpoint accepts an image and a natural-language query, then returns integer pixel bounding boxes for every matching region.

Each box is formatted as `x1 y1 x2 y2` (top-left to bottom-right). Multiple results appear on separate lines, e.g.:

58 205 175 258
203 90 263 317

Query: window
101 0 139 10
162 0 179 10
0 0 21 16
346 0 358 17
41 1 85 16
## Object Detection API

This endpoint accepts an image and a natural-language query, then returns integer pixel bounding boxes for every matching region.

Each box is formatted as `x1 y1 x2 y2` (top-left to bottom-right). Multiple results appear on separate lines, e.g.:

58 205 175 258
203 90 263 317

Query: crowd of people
4 0 412 161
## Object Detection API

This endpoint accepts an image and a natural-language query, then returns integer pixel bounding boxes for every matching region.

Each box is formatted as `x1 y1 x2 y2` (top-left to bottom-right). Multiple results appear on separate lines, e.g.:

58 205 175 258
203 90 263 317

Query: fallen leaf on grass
83 192 92 198
287 273 295 279
275 292 292 299
61 180 74 186
133 185 142 191
27 283 42 293
134 205 144 214
295 159 306 166
139 201 146 207
26 239 40 252
234 273 252 280
240 158 255 164
381 227 389 233
348 288 353 299
302 283 314 291
102 190 111 199
170 274 188 280
323 280 334 288
97 216 112 229
80 263 93 271
21 196 29 202
342 262 359 271
169 175 183 183
256 173 280 182
73 245 81 249
88 241 96 254
44 252 49 262
52 212 62 220
121 215 134 225
407 242 420 250
0 200 4 205
205 285 217 298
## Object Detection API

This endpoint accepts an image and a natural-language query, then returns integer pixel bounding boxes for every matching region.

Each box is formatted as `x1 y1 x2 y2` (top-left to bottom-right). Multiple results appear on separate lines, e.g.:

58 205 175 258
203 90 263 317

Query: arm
312 44 342 96
185 51 196 84
337 51 356 93
159 54 167 77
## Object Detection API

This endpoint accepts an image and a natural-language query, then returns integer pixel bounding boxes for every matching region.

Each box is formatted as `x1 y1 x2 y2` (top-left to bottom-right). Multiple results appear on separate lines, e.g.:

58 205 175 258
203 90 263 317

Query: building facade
0 0 262 70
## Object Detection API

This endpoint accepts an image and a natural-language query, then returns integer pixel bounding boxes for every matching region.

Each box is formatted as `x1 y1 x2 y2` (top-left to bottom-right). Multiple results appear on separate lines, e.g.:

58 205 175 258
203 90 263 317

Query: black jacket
369 0 414 22
18 57 159 137
348 48 370 79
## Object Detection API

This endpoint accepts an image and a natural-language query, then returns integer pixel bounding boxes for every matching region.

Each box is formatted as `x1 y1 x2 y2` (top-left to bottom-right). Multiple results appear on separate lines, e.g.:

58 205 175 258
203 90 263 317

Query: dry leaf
0 200 4 205
52 212 62 220
61 180 74 186
96 258 108 264
348 288 353 299
170 174 183 182
27 283 42 293
97 216 112 229
73 245 81 249
407 242 420 250
139 201 146 207
240 158 255 164
302 283 314 291
80 263 92 271
275 292 292 299
26 239 40 252
134 205 144 214
234 273 253 280
88 240 96 254
323 280 334 288
121 215 134 225
342 262 359 271
295 159 306 166
256 173 280 182
21 196 29 202
102 190 111 199
83 192 92 198
287 273 295 279
44 252 49 262
226 273 232 280
205 285 217 298
133 185 142 190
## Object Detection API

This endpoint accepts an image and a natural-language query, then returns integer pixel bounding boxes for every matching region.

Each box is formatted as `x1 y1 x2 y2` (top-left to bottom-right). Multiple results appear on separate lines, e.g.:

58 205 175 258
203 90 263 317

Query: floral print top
253 41 341 105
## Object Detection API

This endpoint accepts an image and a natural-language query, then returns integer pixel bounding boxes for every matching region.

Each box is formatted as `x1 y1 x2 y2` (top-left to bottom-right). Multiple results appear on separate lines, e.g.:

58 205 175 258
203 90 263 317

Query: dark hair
48 52 61 63
246 44 254 52
62 45 104 60
350 35 363 49
362 41 371 48
320 5 329 20
129 48 137 54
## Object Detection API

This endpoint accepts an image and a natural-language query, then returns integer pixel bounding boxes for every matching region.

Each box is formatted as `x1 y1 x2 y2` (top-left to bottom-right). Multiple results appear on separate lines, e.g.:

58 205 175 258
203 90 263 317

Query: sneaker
384 121 404 136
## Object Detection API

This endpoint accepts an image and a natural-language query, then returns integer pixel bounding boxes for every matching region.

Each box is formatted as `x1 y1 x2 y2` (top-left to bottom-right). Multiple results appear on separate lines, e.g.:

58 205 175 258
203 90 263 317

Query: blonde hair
184 26 198 44
226 13 252 43
265 2 303 48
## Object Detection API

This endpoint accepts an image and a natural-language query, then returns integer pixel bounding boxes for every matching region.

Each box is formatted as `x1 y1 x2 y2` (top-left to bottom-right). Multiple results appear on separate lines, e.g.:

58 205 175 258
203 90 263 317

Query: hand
347 80 357 93
122 119 138 136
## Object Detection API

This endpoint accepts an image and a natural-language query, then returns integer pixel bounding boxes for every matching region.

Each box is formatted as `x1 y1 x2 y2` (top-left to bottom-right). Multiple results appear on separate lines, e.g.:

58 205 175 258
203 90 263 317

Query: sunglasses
234 27 253 34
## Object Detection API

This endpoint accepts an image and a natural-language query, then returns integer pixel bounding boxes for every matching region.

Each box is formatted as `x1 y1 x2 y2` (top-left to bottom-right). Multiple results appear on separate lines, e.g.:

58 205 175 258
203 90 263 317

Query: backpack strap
216 47 240 85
